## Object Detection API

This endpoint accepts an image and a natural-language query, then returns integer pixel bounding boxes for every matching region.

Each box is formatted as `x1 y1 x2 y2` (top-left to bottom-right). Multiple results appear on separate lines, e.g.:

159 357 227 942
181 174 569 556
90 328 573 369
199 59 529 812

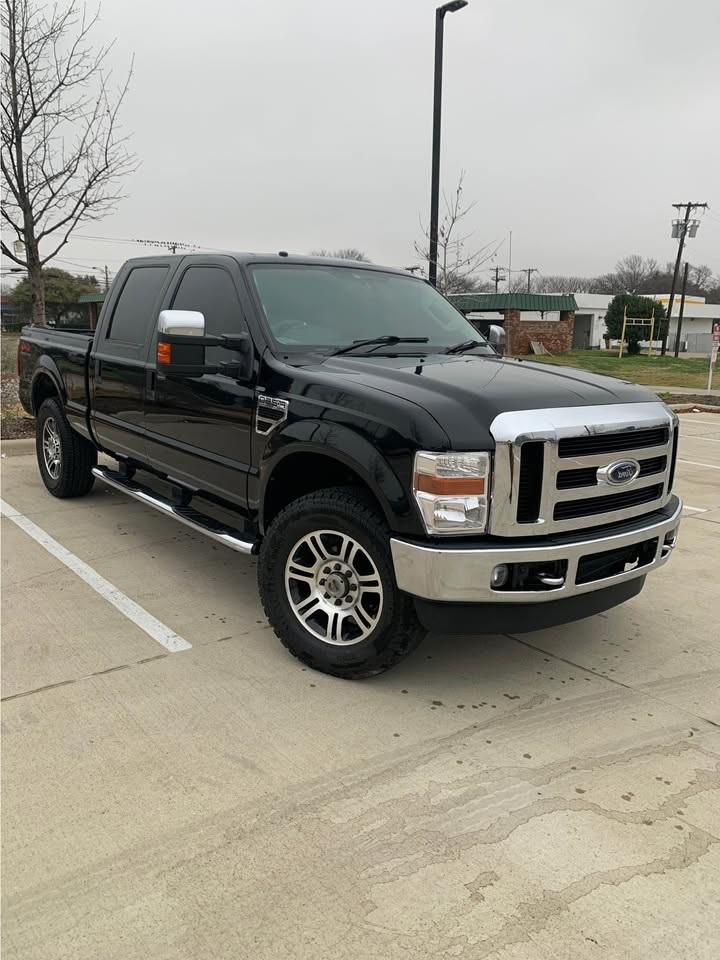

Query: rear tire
36 398 97 498
258 486 425 679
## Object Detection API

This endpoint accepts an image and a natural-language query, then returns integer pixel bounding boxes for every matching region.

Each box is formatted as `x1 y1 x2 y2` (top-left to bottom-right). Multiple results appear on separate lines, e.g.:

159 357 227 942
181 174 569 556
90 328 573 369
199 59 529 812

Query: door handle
146 368 157 399
96 358 103 384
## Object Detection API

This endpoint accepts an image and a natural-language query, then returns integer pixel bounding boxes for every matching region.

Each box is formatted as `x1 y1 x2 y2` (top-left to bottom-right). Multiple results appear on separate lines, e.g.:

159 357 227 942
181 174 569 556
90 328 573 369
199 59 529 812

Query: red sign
713 322 720 343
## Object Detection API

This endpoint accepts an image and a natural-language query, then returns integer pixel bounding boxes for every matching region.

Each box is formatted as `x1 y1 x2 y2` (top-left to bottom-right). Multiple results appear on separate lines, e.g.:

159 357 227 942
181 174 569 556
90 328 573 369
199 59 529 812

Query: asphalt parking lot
2 412 719 960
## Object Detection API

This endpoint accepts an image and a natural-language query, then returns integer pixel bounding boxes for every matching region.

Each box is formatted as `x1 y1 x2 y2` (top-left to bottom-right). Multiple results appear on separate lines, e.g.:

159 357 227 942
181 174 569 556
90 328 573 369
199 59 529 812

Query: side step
92 466 256 555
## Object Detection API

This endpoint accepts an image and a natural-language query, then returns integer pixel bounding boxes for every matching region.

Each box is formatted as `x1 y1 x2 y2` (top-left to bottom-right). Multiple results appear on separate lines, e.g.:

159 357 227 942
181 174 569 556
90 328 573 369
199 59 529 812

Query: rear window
108 267 169 344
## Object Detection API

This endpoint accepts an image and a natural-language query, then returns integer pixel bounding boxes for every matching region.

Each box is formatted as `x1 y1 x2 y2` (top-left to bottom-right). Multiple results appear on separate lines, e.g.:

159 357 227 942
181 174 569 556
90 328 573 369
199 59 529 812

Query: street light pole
428 0 468 288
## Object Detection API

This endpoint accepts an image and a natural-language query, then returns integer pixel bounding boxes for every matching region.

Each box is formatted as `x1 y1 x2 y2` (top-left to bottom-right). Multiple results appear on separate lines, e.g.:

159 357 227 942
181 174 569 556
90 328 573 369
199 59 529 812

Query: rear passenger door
144 259 256 506
91 261 173 460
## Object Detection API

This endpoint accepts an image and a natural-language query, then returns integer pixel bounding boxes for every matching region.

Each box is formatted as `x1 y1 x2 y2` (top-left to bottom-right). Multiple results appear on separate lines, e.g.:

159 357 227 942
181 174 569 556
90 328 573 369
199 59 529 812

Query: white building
652 294 719 353
572 295 614 350
572 293 720 353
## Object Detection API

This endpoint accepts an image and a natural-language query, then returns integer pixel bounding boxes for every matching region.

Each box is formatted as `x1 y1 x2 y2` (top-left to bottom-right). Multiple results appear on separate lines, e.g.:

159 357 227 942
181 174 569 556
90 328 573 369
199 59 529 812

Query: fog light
490 564 509 589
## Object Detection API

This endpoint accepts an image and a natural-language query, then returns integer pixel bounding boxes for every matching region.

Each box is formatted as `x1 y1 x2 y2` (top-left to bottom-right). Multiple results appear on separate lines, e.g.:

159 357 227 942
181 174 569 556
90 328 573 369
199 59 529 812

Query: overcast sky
55 0 720 287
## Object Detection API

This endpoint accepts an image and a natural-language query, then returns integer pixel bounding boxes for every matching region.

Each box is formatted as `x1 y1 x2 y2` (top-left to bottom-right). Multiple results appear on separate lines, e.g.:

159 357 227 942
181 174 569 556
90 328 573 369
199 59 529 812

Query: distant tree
1 0 136 325
702 275 720 303
9 267 98 324
630 260 719 300
691 263 714 292
593 255 660 295
414 171 502 295
310 248 371 262
455 275 493 294
496 256 720 302
533 274 596 294
604 294 666 355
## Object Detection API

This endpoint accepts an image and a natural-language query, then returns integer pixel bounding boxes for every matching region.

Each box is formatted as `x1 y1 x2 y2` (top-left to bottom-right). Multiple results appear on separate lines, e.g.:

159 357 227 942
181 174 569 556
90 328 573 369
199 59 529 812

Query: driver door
144 258 255 507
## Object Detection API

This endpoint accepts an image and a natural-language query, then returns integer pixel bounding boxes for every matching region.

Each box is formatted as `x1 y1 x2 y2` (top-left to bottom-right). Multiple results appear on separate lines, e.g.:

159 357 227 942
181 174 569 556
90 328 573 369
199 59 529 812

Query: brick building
449 293 578 355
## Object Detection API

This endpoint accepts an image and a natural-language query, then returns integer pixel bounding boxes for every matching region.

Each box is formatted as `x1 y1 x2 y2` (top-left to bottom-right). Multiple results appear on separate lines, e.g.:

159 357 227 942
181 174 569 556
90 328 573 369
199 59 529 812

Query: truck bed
18 325 95 421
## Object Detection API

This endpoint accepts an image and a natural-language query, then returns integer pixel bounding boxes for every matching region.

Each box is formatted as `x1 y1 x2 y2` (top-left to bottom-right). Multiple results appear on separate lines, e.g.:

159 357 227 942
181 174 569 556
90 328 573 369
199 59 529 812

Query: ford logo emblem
597 459 641 486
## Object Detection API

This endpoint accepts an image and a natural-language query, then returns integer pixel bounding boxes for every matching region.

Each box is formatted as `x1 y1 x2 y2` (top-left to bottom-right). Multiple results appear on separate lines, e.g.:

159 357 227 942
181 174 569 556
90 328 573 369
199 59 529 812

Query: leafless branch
1 0 136 323
414 170 501 294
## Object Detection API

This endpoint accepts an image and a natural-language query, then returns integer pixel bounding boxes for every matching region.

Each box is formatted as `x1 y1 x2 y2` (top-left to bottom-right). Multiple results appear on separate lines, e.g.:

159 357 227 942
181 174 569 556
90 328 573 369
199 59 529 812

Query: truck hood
310 353 658 447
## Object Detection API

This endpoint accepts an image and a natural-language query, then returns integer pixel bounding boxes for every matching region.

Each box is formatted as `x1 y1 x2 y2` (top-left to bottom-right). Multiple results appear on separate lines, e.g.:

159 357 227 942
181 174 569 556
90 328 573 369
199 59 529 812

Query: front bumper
391 496 682 604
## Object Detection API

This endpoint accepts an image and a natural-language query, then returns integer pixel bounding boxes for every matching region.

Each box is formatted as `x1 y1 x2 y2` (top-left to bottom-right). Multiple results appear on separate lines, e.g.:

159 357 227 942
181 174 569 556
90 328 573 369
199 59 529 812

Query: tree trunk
27 244 46 326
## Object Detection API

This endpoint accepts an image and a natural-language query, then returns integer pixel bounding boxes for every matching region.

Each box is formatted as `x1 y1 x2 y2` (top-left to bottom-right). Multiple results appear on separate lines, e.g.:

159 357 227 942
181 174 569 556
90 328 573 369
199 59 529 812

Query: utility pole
104 265 110 292
519 267 537 293
673 261 690 358
491 266 506 293
508 230 512 292
662 201 708 355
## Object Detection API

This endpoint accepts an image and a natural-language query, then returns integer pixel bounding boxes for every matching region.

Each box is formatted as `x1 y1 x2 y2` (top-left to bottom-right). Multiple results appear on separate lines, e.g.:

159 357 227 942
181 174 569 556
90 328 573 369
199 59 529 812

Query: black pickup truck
18 253 682 678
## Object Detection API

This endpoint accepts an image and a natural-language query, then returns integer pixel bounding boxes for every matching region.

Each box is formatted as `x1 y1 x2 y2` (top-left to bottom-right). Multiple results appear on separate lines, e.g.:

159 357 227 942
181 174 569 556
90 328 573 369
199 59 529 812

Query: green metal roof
449 293 577 312
77 292 107 303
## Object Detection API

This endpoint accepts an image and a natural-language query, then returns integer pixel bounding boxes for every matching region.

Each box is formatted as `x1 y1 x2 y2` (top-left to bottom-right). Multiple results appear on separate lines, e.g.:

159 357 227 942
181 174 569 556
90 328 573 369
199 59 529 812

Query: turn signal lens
415 475 485 496
413 451 491 535
157 342 171 364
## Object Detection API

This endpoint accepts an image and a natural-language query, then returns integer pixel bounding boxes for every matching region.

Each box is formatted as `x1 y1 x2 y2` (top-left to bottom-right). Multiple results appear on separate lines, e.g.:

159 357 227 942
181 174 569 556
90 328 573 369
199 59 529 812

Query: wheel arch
31 360 65 415
258 425 411 534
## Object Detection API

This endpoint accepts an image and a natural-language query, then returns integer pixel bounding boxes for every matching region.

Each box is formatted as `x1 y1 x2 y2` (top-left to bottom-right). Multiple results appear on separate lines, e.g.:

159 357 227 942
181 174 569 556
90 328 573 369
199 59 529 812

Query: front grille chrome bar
489 402 678 537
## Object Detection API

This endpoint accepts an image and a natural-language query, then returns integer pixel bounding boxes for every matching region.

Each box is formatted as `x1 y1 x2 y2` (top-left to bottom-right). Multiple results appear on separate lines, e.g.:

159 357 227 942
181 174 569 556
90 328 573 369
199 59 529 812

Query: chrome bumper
391 498 682 604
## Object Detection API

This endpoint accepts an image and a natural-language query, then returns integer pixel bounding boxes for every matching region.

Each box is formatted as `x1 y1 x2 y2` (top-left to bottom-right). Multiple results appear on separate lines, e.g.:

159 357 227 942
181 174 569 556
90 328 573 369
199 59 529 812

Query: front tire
36 398 97 498
258 487 425 679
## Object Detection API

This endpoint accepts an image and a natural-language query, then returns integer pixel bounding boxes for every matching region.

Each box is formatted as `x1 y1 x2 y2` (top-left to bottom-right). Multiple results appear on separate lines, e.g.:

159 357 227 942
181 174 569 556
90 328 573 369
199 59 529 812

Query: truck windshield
249 264 491 354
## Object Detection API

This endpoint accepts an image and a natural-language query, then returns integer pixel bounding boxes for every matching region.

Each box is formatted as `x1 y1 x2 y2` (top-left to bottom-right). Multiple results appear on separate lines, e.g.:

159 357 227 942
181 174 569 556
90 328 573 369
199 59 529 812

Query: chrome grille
554 483 663 521
558 426 668 458
557 455 667 490
489 402 678 537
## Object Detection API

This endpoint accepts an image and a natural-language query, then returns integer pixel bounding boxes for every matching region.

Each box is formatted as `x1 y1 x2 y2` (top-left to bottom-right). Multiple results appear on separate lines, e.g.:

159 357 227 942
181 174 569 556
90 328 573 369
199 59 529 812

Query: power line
54 259 116 282
75 233 226 253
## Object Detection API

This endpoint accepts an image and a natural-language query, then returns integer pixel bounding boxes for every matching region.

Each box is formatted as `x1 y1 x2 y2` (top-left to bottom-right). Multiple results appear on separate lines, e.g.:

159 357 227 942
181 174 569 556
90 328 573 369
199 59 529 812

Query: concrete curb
671 405 719 415
1 438 35 457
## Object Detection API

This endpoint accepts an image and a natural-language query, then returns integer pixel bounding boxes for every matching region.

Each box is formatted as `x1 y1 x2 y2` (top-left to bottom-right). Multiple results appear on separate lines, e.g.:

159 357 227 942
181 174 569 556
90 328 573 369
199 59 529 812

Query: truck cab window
170 266 245 364
108 266 169 344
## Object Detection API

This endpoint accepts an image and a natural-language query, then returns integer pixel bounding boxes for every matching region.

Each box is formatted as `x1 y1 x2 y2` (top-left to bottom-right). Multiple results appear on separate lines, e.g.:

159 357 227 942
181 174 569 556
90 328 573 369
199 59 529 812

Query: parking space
2 414 719 960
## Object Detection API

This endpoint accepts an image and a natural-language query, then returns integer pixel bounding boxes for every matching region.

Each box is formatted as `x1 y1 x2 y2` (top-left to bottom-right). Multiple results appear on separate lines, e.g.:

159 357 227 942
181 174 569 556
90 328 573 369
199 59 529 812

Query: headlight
413 451 491 535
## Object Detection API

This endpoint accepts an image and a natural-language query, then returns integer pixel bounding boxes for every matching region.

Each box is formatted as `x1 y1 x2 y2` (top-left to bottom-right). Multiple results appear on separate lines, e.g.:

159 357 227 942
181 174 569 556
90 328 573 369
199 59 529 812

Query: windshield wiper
445 339 486 355
331 335 430 356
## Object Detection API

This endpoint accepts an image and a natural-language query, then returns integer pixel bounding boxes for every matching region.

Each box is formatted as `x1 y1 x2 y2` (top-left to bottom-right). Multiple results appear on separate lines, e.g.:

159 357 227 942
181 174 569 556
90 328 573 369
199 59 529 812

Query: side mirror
487 324 505 355
157 310 208 375
156 310 252 379
158 309 205 337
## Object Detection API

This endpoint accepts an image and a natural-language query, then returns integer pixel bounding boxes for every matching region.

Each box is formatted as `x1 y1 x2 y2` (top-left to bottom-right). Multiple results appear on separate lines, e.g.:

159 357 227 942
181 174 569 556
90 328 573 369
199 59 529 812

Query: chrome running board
92 466 256 555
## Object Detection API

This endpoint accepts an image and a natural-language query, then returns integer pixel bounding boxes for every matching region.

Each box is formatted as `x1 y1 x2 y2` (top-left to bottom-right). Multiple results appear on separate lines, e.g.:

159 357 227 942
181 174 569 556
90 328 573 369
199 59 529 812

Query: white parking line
677 458 720 471
679 418 720 426
0 498 191 653
683 505 708 513
687 436 720 443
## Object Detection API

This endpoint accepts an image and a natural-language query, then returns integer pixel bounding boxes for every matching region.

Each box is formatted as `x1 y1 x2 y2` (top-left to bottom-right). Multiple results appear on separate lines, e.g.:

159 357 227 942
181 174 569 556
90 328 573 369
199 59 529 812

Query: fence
668 332 713 354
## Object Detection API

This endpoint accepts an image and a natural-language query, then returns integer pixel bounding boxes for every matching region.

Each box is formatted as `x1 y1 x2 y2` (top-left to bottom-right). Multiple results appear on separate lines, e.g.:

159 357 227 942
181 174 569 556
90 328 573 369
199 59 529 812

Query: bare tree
593 255 659 295
415 171 501 295
691 263 715 292
533 274 596 294
310 248 371 262
1 0 136 325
